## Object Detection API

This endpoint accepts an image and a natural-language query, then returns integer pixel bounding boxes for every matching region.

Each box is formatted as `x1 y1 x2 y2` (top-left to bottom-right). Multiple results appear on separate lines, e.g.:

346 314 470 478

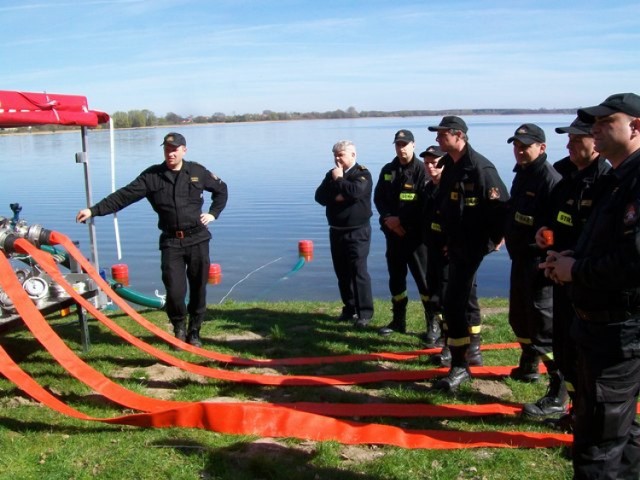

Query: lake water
0 114 576 305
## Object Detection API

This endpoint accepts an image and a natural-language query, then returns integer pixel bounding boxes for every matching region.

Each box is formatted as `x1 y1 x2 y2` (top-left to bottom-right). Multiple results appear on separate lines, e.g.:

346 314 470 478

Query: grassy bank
0 298 573 479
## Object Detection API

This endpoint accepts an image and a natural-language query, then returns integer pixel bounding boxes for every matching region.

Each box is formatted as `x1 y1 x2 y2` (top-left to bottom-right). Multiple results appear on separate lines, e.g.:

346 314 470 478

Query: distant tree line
108 105 576 129
1 106 577 134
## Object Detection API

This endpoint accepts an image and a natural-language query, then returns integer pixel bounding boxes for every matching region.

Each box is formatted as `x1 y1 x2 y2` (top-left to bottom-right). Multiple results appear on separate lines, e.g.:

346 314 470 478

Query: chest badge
623 201 639 226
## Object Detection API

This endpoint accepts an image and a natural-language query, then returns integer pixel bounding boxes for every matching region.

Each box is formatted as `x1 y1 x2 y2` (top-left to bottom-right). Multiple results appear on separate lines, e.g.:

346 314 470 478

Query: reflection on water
0 114 575 303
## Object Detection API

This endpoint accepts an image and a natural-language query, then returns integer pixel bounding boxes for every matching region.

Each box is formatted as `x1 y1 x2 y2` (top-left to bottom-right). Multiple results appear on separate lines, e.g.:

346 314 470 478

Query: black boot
510 344 540 382
433 345 471 393
430 344 451 367
466 332 483 366
522 368 569 418
378 297 408 336
186 330 202 347
420 303 441 348
186 315 204 347
172 318 187 342
543 408 575 433
429 324 450 366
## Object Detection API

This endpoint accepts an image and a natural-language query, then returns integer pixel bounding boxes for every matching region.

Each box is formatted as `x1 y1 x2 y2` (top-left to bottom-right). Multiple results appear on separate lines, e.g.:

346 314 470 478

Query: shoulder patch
358 165 368 171
488 187 501 200
210 172 219 181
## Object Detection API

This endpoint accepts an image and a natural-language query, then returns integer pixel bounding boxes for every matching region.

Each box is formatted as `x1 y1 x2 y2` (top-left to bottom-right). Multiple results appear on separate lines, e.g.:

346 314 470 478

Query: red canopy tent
0 90 109 127
0 90 110 272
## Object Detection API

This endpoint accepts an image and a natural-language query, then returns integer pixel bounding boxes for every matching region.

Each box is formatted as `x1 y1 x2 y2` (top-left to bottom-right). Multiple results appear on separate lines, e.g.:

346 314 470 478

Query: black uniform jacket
90 160 228 249
571 149 640 312
504 153 561 259
373 155 426 236
314 163 373 229
423 179 445 249
436 144 509 255
547 156 610 251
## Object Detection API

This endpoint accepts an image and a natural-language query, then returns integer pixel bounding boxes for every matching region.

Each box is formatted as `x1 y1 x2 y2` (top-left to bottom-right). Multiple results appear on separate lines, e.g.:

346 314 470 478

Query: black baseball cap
555 117 592 135
161 132 186 147
578 93 640 123
419 145 445 158
393 129 415 144
427 115 468 133
507 123 546 145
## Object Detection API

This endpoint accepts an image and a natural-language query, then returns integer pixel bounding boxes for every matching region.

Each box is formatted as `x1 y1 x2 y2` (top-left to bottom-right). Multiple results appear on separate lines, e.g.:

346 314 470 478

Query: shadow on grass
153 436 386 480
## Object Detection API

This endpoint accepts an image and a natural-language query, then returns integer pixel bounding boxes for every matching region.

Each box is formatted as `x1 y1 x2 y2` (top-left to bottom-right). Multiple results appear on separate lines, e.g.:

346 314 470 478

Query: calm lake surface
0 114 576 306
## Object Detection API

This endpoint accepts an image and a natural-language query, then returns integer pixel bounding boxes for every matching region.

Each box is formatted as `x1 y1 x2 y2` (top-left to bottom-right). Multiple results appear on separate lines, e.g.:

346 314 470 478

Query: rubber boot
172 318 187 342
431 344 451 367
509 344 540 382
465 332 483 366
429 322 450 366
378 297 408 336
522 368 569 418
420 303 441 348
543 390 575 433
186 315 204 347
433 314 446 347
432 344 471 393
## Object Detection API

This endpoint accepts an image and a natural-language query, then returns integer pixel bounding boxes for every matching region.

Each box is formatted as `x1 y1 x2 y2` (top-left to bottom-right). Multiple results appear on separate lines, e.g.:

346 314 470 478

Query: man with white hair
315 140 374 327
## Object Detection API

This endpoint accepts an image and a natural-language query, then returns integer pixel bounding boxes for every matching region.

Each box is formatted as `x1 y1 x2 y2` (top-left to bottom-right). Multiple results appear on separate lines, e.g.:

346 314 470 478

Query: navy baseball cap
161 132 186 147
427 116 468 133
393 129 415 143
555 117 592 135
578 93 640 123
507 123 546 145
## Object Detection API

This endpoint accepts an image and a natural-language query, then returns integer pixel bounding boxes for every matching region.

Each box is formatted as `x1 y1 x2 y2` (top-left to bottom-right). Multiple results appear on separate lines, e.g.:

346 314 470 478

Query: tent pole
77 126 100 271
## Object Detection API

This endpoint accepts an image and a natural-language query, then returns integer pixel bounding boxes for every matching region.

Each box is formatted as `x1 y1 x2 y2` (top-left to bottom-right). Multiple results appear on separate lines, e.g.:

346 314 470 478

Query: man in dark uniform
315 140 374 327
504 124 561 386
428 116 509 392
420 145 447 350
523 118 609 424
374 129 429 336
76 132 228 347
543 93 640 479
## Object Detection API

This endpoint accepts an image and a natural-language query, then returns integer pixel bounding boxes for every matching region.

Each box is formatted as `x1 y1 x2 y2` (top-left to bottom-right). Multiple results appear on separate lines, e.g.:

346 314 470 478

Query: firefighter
543 93 640 479
76 132 228 347
315 140 374 327
419 145 447 350
503 124 561 387
427 116 509 392
373 129 429 336
523 118 609 425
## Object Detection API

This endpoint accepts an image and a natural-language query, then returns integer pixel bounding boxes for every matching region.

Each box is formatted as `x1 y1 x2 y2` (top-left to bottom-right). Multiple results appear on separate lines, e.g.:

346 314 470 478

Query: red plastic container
208 263 222 285
111 264 129 286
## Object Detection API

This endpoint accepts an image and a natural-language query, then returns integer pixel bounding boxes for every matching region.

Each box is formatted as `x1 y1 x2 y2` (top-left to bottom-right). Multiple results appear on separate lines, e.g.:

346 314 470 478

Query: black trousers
161 240 210 327
383 232 428 300
425 242 448 313
329 225 374 319
573 347 640 479
443 250 482 342
508 256 553 358
553 286 577 391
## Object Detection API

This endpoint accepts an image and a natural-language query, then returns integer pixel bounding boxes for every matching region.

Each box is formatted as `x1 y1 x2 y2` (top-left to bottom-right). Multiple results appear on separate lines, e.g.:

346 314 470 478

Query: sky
2 0 639 117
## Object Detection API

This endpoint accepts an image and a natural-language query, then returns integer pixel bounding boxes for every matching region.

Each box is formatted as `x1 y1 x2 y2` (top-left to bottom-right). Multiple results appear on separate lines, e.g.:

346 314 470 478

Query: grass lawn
0 298 576 480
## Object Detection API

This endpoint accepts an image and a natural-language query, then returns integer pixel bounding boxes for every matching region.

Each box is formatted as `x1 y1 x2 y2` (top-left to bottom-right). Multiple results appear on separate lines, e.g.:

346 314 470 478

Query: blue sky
3 0 638 116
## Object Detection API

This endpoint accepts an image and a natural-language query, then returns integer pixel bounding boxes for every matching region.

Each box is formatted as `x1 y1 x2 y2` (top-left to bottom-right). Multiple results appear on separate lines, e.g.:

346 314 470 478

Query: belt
574 307 640 324
163 226 204 239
